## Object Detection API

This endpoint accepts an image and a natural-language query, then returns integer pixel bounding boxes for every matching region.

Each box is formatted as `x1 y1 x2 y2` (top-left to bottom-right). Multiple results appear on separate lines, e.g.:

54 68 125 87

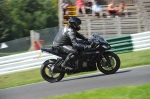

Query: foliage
0 0 58 42
0 0 11 41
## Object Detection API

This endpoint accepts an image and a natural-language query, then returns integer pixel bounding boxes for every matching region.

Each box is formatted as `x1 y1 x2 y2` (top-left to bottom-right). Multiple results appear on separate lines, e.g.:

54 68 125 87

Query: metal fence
78 0 150 39
35 27 59 46
0 27 59 54
136 0 150 31
0 37 30 53
79 16 144 39
63 0 135 5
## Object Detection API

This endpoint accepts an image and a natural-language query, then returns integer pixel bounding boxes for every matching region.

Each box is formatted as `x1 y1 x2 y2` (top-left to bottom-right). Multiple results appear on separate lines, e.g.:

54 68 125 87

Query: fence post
143 14 148 31
102 19 106 38
146 17 150 31
116 17 121 36
136 0 142 33
83 20 87 38
87 19 91 38
59 0 63 29
137 13 142 33
136 0 150 32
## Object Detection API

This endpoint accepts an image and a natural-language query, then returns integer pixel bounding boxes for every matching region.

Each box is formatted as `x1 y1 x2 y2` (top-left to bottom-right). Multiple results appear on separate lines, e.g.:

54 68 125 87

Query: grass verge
0 49 150 89
44 83 150 99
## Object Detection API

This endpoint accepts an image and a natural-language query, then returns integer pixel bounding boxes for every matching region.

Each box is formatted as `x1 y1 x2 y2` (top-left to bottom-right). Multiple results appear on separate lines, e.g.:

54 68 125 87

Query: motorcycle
39 33 120 83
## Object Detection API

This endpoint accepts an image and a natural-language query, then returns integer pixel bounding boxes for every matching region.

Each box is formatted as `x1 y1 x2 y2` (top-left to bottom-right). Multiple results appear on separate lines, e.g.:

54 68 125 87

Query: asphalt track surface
0 66 150 99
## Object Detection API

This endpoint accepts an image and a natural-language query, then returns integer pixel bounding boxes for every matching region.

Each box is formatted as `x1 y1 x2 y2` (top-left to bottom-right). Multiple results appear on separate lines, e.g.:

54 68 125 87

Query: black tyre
40 59 65 83
97 52 120 74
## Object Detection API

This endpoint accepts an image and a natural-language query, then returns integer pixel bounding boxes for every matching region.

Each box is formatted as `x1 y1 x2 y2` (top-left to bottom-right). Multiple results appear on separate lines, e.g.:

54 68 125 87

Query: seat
41 47 67 57
41 47 53 53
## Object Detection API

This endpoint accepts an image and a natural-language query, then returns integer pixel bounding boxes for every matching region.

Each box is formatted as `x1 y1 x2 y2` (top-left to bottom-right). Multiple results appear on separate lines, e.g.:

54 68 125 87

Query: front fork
101 55 109 66
102 55 107 63
101 54 113 67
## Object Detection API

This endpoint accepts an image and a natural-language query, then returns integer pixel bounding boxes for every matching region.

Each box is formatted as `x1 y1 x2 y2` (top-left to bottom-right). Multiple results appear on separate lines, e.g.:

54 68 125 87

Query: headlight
102 45 111 49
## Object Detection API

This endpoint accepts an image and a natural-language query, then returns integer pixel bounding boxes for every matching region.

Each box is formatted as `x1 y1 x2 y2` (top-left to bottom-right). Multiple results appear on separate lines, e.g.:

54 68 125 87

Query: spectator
118 1 128 17
107 1 118 17
84 0 93 14
91 1 102 18
75 0 86 15
60 0 69 15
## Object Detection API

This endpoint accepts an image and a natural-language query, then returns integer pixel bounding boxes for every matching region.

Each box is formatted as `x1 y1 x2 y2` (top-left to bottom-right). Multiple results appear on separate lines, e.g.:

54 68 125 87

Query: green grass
0 69 43 89
0 49 150 89
118 50 150 68
44 83 150 99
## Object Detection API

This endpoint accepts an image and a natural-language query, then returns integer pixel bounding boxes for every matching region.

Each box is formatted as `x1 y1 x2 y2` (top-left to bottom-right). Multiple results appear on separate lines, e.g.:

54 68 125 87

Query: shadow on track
61 70 131 82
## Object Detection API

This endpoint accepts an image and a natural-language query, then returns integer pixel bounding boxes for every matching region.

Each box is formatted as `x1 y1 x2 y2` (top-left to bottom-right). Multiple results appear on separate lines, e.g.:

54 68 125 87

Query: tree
0 0 12 42
0 0 58 42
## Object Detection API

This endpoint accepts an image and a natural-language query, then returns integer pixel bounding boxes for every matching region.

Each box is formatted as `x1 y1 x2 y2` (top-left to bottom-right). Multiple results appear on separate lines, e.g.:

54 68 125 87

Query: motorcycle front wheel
40 59 65 83
97 52 120 74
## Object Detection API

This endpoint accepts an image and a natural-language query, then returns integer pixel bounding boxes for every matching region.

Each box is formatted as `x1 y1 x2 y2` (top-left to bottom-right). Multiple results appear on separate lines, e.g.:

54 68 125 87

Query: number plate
38 52 43 59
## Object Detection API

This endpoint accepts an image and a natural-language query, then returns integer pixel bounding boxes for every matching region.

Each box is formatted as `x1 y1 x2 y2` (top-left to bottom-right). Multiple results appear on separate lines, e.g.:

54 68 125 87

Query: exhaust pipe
52 66 66 73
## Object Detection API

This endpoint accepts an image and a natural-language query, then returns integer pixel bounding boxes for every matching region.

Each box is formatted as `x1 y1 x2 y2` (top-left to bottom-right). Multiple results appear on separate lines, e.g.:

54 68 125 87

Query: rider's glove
84 42 95 50
84 45 92 50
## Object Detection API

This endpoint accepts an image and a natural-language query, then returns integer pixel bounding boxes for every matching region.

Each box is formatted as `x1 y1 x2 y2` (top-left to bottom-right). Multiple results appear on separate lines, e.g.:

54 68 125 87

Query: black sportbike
39 34 120 83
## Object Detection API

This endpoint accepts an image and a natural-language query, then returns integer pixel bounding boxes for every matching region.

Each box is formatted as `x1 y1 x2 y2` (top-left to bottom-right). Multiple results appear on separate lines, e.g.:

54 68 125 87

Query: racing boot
61 54 73 70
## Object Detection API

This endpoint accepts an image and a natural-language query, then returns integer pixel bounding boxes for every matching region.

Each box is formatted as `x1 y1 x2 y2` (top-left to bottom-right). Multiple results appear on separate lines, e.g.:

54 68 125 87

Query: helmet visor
75 23 81 31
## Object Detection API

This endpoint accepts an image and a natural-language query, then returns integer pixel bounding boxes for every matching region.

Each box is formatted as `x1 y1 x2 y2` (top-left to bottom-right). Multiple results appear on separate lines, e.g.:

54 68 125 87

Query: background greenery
0 0 58 42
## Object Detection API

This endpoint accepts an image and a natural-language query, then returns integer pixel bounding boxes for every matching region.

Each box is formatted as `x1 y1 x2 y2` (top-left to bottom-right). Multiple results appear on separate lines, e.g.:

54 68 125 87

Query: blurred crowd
60 0 129 18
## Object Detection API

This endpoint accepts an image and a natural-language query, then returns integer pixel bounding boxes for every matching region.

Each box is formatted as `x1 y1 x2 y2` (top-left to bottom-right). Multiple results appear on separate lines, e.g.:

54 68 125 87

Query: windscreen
92 33 108 44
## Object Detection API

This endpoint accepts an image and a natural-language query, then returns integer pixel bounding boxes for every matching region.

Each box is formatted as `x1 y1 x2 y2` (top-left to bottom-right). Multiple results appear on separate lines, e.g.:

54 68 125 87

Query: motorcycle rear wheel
97 52 120 74
40 59 65 83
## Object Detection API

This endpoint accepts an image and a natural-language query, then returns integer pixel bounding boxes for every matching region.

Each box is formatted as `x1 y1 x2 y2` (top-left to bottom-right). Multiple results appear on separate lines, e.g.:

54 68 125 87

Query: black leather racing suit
53 26 89 68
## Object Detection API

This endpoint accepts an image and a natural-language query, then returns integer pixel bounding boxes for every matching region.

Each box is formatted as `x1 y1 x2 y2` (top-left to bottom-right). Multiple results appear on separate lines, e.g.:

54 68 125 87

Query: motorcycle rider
53 17 94 70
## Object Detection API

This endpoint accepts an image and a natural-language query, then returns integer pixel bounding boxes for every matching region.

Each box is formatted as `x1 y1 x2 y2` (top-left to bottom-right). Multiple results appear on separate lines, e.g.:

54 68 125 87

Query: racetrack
0 66 150 99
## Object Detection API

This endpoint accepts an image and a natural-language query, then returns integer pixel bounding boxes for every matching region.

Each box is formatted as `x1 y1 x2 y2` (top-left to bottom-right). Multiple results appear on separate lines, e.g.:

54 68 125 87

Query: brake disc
48 65 56 77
